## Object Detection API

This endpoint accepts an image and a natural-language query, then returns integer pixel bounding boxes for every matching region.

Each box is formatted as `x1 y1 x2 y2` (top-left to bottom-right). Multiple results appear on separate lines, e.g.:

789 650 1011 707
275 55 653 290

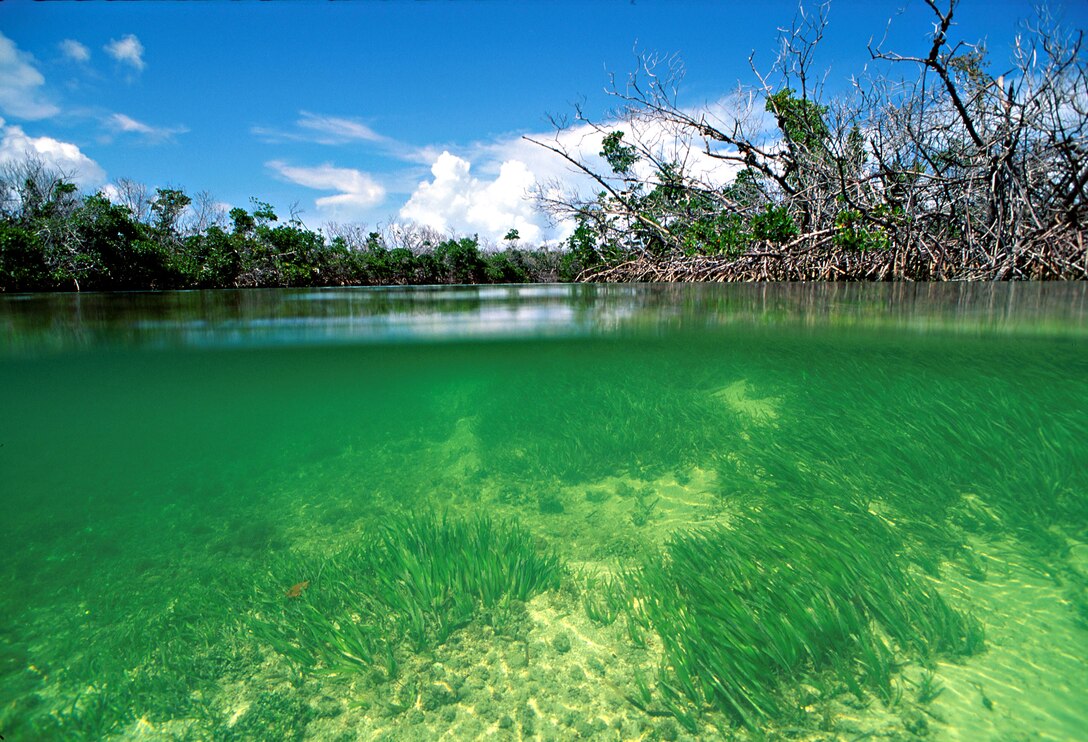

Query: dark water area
1 283 1085 740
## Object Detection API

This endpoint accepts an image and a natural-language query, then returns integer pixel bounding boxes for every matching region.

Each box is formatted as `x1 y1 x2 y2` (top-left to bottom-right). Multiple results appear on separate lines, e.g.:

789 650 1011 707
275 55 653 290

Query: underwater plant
623 498 983 731
581 571 627 626
249 513 562 677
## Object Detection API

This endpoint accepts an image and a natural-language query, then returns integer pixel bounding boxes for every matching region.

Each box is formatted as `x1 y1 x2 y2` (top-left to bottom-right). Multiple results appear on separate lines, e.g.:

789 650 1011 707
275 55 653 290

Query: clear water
1 283 1085 740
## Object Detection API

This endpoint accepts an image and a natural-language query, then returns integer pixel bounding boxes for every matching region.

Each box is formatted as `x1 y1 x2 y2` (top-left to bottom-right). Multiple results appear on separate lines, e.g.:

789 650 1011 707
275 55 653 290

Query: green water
1 283 1086 740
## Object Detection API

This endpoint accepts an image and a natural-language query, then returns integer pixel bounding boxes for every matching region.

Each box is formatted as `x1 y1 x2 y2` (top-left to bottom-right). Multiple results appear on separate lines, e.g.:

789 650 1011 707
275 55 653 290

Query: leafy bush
751 204 799 244
682 212 751 256
834 209 892 251
0 222 49 290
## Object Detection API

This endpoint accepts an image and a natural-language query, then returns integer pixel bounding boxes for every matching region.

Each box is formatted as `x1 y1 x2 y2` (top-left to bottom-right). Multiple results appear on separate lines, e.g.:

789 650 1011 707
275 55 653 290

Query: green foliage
766 88 830 153
182 227 243 287
601 131 639 174
560 220 600 280
75 194 183 290
150 188 191 236
433 236 486 284
681 212 751 256
724 168 764 209
229 207 256 235
250 198 278 226
263 223 329 285
0 222 49 290
484 250 531 283
751 204 799 244
833 209 892 251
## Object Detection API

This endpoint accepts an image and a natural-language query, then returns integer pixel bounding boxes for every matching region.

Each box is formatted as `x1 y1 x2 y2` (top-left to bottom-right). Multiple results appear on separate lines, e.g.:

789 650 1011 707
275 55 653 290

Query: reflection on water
1 282 1085 355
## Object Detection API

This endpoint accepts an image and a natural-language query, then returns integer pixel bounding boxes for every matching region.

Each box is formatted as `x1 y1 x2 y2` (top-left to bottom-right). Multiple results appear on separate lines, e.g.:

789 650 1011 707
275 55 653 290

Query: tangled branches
533 0 1087 281
584 226 1086 282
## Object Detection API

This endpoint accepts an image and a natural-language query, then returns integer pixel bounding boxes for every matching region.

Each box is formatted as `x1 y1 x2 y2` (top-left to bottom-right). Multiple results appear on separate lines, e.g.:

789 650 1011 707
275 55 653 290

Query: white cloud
105 112 188 142
59 39 90 63
104 34 145 71
110 113 154 134
98 182 123 203
253 96 752 243
0 32 60 120
0 118 106 187
252 111 397 150
395 98 753 245
296 111 386 144
399 151 547 243
268 160 385 219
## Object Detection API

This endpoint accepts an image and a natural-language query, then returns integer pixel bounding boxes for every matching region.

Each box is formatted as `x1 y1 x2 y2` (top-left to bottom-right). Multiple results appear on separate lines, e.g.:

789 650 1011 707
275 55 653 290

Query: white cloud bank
0 117 106 187
400 152 545 242
257 100 749 244
104 34 145 71
0 32 60 120
268 160 385 220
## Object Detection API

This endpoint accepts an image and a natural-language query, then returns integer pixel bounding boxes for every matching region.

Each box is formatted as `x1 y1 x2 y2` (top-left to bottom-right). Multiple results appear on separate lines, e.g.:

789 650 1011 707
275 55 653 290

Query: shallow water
1 283 1086 740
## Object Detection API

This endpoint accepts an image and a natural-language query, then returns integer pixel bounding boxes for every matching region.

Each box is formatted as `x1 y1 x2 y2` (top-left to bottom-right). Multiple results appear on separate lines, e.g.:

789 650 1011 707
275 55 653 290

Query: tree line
0 160 581 292
530 0 1086 281
3 0 1083 292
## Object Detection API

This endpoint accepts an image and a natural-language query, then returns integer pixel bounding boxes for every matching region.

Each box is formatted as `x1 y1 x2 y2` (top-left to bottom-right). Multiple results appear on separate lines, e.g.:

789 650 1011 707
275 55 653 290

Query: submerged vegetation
625 501 984 730
1 291 1085 738
249 514 562 678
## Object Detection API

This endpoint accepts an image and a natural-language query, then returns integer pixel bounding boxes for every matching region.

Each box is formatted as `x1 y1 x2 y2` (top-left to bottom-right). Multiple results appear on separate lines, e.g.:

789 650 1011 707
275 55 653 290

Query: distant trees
1 157 85 289
0 164 566 291
530 0 1087 280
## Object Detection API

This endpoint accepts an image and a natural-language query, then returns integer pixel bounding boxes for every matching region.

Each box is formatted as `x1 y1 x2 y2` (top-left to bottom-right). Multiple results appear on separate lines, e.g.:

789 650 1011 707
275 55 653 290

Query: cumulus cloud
105 112 188 142
0 32 60 120
0 118 106 187
399 151 547 243
104 34 145 71
396 99 751 245
268 160 385 219
59 39 90 63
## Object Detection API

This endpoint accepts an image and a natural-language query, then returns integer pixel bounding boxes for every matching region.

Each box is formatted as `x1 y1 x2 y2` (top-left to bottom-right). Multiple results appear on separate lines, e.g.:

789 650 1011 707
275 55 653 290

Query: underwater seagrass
624 497 984 731
249 513 562 678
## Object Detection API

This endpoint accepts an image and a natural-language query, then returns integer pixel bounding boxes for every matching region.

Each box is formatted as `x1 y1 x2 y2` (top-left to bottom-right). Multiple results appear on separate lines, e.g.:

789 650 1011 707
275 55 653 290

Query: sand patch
712 379 781 424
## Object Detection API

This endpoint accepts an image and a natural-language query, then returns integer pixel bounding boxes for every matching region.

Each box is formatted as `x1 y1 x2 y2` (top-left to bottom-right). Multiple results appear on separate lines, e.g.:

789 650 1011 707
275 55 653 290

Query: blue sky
1 0 1081 243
